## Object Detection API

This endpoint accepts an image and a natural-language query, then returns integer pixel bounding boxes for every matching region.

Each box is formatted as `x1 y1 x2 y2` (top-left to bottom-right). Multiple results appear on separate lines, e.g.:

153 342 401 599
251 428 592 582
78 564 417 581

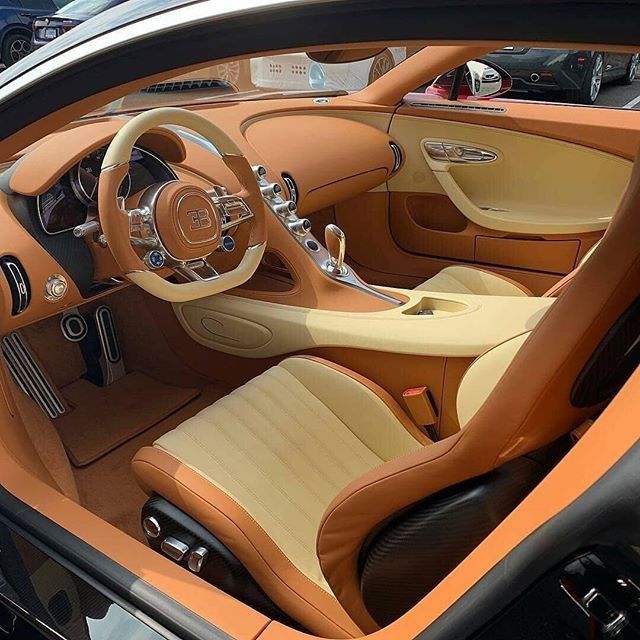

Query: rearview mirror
426 59 513 100
306 48 387 64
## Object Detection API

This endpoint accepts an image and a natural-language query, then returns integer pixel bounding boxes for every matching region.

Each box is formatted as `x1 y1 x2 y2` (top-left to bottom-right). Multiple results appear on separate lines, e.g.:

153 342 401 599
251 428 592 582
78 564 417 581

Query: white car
250 47 406 92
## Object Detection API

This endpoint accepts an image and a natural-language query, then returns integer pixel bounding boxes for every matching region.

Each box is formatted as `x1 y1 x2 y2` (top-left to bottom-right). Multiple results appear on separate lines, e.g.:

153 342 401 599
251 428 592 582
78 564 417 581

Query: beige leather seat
417 241 601 297
133 156 639 637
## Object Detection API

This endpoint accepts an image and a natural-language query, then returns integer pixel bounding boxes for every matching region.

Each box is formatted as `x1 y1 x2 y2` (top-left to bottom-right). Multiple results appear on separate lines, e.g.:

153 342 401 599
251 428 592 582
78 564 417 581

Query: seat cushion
416 265 531 297
132 356 426 638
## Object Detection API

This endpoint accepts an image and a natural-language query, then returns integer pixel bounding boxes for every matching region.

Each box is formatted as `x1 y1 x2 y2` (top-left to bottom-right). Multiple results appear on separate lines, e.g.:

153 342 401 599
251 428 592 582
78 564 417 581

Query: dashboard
0 104 398 334
36 146 177 236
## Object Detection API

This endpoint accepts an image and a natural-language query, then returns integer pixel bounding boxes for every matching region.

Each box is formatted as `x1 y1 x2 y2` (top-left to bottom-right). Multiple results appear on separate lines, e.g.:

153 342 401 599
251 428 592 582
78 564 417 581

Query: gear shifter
324 224 347 275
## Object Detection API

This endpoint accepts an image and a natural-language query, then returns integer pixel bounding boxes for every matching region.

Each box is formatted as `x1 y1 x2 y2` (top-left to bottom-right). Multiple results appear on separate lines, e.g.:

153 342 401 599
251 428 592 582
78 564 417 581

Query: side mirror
426 59 513 100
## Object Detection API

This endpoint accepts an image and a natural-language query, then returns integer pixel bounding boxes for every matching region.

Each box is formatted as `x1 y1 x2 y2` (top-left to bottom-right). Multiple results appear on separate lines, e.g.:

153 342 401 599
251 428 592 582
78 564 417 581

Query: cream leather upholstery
416 265 529 297
456 332 530 428
152 357 424 591
416 240 602 297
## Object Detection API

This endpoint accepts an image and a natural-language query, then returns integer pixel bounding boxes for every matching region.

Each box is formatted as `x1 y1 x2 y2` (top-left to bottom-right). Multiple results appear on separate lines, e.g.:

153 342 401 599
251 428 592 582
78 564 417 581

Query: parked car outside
487 47 640 104
31 0 128 51
0 0 68 67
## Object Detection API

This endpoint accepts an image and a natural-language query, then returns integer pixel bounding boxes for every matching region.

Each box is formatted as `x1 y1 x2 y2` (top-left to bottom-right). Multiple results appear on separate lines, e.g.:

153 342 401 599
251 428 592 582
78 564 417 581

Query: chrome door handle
425 141 497 164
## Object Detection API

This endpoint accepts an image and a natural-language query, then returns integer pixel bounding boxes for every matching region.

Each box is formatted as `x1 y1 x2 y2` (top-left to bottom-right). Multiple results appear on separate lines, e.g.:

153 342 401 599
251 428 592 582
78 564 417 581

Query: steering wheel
97 107 266 302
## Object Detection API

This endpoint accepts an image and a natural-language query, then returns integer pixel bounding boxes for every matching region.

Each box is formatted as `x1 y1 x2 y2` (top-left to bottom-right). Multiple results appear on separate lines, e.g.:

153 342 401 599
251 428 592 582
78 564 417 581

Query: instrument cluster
36 145 176 235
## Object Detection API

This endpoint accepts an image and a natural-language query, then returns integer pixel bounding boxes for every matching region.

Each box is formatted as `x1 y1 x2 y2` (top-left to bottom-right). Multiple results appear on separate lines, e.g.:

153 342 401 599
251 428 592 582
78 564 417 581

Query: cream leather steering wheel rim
98 107 266 303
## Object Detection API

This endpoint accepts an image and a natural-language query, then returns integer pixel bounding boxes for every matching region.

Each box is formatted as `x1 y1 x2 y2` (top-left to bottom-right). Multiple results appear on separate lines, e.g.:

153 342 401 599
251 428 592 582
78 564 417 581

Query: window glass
410 47 640 109
91 47 423 116
18 0 57 9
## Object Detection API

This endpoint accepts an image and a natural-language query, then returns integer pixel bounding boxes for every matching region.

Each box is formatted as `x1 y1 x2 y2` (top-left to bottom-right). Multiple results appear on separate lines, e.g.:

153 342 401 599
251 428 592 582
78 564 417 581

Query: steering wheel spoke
215 194 254 234
174 260 220 283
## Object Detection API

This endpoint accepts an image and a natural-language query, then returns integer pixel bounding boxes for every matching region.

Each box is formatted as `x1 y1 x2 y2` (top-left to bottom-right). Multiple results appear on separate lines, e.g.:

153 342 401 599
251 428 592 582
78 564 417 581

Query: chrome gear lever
324 224 347 275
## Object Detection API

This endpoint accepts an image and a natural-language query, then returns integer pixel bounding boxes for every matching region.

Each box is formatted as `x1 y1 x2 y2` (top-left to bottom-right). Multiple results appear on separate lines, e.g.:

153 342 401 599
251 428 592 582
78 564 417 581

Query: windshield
89 47 418 116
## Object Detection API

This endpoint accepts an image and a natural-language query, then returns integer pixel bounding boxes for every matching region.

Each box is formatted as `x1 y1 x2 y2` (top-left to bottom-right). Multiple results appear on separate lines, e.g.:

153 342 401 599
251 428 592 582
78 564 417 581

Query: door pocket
475 236 580 274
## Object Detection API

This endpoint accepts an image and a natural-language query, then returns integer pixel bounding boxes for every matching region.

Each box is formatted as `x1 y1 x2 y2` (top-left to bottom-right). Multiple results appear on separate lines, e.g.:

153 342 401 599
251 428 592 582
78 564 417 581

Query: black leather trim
0 485 233 640
415 441 640 640
7 194 95 298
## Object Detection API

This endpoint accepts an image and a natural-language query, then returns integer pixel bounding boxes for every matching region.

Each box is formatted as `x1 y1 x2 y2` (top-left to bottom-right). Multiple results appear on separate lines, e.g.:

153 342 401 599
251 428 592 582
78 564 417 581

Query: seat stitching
176 428 316 555
215 399 336 512
249 375 375 481
268 368 390 464
224 389 346 497
260 369 383 468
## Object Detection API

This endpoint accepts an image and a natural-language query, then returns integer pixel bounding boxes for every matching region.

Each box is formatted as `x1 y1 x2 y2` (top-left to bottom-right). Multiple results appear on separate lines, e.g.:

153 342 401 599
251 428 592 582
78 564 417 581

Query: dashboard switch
288 218 312 236
44 274 68 302
273 200 297 217
260 183 282 199
252 165 267 179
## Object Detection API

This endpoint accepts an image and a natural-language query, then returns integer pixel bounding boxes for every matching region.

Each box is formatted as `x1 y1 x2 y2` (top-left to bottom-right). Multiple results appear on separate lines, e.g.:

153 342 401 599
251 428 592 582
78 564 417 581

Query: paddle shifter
324 224 347 275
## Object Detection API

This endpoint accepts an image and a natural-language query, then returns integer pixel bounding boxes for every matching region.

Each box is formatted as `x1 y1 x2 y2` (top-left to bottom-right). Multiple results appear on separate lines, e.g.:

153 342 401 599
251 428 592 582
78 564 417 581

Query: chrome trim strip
407 100 507 114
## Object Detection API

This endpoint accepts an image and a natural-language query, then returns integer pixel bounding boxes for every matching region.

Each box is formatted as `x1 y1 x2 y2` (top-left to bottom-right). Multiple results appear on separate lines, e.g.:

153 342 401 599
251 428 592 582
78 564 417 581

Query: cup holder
402 297 468 317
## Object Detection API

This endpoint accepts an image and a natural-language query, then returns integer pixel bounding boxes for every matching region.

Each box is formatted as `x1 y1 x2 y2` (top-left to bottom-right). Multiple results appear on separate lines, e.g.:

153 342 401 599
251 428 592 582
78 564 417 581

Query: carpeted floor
72 384 227 542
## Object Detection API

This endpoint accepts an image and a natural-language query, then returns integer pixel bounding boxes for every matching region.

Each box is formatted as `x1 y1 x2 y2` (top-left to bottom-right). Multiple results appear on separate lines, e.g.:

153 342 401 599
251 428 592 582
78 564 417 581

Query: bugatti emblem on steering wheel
186 208 213 232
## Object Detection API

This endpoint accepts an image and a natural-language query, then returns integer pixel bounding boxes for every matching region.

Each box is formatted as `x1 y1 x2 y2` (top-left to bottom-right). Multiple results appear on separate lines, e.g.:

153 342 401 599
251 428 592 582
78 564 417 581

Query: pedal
1 333 66 419
94 305 125 385
60 310 89 343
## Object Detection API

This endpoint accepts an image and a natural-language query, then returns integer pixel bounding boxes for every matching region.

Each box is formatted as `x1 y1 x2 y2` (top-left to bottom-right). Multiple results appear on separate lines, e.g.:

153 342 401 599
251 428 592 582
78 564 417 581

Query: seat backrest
316 152 640 632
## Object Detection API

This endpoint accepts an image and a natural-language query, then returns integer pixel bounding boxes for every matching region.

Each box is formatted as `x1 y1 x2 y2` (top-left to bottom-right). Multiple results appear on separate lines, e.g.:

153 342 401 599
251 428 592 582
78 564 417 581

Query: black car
0 0 66 67
487 47 640 104
31 0 128 50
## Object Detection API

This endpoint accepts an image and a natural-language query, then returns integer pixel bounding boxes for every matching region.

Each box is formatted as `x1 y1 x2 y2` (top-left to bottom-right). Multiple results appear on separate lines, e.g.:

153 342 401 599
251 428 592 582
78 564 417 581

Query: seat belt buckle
403 386 438 439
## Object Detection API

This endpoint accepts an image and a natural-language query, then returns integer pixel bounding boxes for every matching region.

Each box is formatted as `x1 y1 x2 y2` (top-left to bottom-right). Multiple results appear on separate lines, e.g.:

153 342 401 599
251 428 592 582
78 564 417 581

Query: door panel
389 115 632 235
341 105 636 291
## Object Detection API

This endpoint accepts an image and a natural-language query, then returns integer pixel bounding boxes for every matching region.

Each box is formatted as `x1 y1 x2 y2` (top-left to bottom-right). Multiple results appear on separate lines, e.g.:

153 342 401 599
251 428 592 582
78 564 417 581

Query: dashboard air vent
389 142 403 173
142 79 234 93
0 256 30 315
282 173 298 204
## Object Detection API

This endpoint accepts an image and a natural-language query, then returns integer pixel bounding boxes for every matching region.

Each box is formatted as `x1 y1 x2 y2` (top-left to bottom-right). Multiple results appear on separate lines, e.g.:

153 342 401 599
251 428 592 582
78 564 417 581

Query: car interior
0 40 639 640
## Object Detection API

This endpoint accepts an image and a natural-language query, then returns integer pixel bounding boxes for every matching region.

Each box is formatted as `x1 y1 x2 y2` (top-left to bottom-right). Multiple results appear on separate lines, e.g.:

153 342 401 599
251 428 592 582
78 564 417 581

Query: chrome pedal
60 310 89 343
94 305 125 385
1 333 66 419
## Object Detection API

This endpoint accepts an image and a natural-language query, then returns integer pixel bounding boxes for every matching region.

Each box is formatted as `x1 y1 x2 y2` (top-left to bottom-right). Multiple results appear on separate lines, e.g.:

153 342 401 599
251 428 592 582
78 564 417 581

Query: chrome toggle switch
288 218 311 236
273 200 297 217
161 537 189 562
260 183 282 199
188 546 209 573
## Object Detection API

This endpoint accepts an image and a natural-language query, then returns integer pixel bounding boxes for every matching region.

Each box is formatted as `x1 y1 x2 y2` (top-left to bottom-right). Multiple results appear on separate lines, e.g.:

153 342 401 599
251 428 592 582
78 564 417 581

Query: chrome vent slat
1 333 66 419
0 256 30 315
282 173 298 205
389 142 403 172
